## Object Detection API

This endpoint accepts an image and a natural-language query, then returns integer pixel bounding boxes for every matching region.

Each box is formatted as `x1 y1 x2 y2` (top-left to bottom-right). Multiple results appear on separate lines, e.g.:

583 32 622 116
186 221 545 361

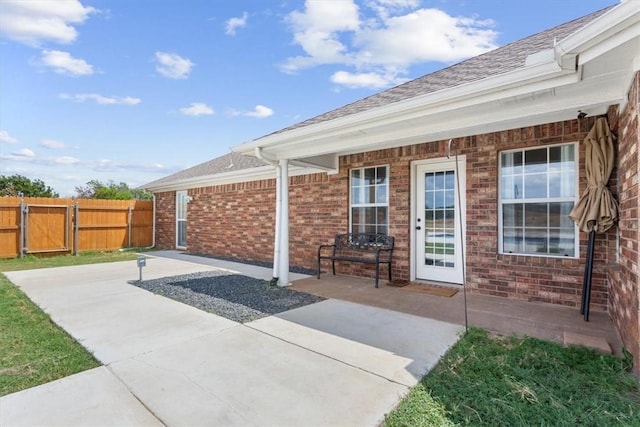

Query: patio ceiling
232 2 639 169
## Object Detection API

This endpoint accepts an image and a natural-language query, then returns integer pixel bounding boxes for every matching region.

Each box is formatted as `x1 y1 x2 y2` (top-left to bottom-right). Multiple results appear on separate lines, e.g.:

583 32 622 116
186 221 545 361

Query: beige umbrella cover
569 117 619 233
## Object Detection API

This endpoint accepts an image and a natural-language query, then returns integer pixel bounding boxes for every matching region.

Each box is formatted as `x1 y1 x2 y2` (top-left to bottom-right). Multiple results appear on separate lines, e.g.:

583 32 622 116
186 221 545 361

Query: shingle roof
143 151 266 189
146 5 613 190
259 5 613 139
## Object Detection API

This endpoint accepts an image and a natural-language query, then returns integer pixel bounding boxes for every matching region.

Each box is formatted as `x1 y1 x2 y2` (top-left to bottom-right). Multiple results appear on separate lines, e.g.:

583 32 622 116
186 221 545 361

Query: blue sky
0 0 616 196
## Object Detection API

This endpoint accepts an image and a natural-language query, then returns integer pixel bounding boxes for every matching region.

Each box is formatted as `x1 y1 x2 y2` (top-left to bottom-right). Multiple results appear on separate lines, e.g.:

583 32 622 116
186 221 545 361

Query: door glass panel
424 171 455 268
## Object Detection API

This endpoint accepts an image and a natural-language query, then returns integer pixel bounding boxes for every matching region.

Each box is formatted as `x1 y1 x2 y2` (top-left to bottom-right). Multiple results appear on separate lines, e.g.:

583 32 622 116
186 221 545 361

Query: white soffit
231 1 639 162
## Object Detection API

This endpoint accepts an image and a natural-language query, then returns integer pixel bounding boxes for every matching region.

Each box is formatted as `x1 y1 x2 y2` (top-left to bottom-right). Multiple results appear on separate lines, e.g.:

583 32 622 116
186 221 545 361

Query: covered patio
292 274 623 356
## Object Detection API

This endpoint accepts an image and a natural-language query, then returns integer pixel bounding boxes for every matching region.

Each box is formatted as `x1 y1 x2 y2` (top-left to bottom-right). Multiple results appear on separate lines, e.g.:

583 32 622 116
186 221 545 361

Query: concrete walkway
1 255 463 427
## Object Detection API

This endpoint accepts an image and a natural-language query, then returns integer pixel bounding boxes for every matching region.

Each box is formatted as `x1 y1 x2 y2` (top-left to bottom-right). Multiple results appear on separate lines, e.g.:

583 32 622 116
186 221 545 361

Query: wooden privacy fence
0 197 153 258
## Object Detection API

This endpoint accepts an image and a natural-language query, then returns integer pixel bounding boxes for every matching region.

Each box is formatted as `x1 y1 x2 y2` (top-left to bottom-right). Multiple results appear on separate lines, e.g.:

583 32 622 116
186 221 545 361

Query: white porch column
272 163 281 283
278 158 290 287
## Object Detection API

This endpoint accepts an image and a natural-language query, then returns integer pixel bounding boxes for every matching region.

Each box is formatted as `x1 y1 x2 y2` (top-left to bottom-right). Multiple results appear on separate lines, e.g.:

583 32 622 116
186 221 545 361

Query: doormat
400 282 458 297
386 279 410 287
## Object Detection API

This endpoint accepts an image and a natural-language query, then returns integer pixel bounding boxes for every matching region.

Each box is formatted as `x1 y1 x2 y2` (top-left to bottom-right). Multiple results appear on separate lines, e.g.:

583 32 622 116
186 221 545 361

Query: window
350 166 389 235
176 190 188 248
499 144 577 257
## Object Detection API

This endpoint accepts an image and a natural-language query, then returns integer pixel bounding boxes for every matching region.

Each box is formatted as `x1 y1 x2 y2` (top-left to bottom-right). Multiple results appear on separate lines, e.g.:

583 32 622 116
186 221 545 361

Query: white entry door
415 159 465 284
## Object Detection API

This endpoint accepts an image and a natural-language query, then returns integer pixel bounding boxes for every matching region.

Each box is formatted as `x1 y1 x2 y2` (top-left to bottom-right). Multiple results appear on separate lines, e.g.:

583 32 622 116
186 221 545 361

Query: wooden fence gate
0 197 153 258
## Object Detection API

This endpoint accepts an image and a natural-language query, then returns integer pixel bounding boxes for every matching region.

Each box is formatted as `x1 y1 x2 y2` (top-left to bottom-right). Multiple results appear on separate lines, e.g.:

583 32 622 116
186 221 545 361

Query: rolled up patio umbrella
569 117 618 321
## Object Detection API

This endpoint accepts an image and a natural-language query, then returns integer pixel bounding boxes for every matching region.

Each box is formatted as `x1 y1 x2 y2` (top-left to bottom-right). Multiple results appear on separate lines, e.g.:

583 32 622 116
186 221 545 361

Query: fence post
19 198 25 259
74 202 79 256
128 205 133 248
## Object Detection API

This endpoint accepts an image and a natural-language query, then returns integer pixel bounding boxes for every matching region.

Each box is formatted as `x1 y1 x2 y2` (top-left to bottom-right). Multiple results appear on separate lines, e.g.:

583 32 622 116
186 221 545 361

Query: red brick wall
155 191 176 249
187 181 278 261
607 71 639 375
154 118 618 311
336 120 616 310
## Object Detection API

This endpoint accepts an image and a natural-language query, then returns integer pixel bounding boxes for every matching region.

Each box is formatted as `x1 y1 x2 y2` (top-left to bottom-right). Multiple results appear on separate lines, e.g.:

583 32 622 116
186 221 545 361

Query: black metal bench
317 233 394 288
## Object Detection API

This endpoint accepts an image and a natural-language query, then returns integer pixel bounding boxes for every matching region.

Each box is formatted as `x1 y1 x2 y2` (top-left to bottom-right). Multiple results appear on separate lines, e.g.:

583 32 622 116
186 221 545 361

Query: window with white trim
176 190 188 248
499 143 578 257
350 166 389 235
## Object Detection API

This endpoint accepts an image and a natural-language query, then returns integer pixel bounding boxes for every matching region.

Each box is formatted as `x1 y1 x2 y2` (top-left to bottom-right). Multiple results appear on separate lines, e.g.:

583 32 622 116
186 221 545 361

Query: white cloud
155 52 194 79
41 50 94 76
53 156 81 164
354 9 497 65
40 139 67 149
225 12 248 36
59 93 141 105
13 148 35 158
282 0 497 89
330 70 404 89
1 151 171 175
179 103 214 116
282 0 360 73
92 159 169 172
0 0 96 46
229 105 275 118
0 130 18 144
244 105 274 118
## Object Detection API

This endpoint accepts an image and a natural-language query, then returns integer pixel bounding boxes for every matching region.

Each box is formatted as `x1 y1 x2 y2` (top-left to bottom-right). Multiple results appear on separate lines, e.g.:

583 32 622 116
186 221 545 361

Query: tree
74 180 152 200
0 174 59 197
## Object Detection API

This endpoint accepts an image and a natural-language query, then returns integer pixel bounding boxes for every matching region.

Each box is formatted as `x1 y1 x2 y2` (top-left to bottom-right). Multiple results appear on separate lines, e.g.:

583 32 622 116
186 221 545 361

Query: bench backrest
334 233 394 251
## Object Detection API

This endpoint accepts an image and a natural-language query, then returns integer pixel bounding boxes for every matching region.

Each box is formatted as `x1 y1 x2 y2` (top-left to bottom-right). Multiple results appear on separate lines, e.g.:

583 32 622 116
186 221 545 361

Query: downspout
255 147 281 286
278 158 290 287
144 194 156 250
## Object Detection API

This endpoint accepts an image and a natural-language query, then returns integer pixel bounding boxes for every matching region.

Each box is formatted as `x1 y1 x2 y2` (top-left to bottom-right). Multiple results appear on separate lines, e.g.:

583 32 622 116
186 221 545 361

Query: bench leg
388 263 392 282
317 257 321 279
375 263 380 288
332 260 336 276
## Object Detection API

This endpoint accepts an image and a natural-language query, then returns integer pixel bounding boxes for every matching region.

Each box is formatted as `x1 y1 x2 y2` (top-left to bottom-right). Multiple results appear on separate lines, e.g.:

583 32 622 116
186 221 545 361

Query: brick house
144 3 639 371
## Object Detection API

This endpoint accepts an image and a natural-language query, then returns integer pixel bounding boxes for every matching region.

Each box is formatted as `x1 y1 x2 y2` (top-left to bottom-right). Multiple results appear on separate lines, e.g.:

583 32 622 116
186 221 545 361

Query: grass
0 250 140 272
385 328 639 426
0 250 142 396
0 274 100 396
2 251 639 424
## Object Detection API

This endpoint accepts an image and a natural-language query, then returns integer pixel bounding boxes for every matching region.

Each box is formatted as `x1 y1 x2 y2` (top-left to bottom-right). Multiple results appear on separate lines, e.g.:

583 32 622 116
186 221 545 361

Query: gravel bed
187 253 318 276
130 270 325 323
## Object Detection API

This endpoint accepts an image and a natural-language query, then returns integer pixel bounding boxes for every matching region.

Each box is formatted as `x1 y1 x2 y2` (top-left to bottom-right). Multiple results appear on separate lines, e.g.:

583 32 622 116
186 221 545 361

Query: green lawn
0 250 141 396
2 251 638 424
0 250 139 272
0 274 100 396
385 328 639 427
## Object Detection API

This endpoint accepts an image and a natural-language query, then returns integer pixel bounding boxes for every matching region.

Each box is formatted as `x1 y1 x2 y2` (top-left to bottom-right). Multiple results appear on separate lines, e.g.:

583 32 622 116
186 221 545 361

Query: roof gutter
231 1 638 159
232 58 572 155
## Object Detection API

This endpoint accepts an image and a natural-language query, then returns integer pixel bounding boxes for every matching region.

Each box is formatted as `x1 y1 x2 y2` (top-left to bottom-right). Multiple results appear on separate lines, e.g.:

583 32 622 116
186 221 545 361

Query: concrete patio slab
149 250 311 282
110 325 409 427
0 367 162 427
5 259 238 364
3 257 458 426
249 299 464 387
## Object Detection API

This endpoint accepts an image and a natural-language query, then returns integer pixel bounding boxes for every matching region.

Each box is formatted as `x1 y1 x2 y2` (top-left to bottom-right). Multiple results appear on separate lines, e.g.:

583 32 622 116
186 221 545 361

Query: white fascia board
268 71 624 160
231 2 638 161
144 165 323 193
578 24 640 66
232 59 572 158
556 1 640 59
254 71 582 159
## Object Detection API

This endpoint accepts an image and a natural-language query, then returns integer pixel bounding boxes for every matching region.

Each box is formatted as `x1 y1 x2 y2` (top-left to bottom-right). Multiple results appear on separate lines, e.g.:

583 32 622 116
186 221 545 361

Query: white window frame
176 190 188 249
498 142 579 258
349 165 390 235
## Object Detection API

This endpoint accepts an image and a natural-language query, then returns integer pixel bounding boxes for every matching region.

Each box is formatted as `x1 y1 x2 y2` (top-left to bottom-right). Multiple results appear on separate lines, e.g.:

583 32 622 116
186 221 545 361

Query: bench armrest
318 244 336 257
374 247 393 261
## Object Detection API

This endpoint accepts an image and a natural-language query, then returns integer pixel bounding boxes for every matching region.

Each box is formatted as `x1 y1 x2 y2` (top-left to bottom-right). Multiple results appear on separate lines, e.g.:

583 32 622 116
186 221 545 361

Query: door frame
410 156 466 283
